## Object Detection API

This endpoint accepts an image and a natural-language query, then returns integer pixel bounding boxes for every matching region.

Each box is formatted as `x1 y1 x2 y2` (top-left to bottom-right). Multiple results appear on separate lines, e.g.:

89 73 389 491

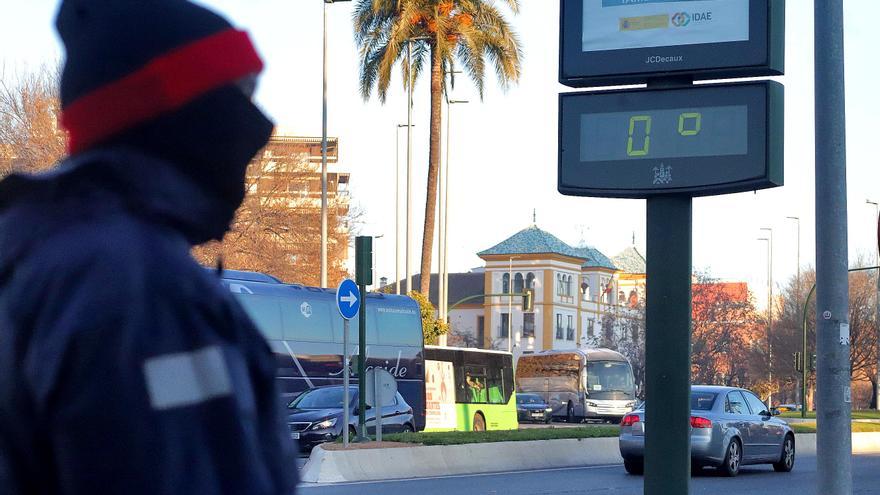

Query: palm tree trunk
419 45 443 297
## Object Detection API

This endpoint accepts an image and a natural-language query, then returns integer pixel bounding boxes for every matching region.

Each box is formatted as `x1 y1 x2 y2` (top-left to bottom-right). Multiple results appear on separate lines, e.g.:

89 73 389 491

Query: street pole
442 98 468 335
868 200 879 410
815 0 852 492
395 124 413 295
405 40 414 296
645 195 692 495
343 318 350 448
355 236 373 440
760 226 774 409
320 0 351 289
320 0 328 288
787 216 802 411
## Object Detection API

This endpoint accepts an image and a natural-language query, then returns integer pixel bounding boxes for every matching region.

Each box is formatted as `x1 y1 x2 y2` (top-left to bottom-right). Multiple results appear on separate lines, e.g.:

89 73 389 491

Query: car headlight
586 401 598 407
545 408 553 412
310 418 337 430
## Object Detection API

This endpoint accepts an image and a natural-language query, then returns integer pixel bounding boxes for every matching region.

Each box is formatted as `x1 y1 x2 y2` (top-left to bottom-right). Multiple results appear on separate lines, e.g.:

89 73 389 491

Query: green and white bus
423 346 518 431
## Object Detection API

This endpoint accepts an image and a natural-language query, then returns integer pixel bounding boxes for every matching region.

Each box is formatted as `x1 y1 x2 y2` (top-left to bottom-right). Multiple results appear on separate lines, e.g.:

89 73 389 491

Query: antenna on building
576 224 590 248
532 208 537 226
632 231 636 246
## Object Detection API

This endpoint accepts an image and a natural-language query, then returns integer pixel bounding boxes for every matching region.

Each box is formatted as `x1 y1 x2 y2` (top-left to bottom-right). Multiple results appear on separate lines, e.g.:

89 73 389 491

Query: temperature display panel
558 81 783 198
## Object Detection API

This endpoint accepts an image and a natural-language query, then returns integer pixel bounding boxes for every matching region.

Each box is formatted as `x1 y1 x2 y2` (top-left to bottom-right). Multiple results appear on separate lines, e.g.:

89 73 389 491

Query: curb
300 436 622 483
300 432 880 484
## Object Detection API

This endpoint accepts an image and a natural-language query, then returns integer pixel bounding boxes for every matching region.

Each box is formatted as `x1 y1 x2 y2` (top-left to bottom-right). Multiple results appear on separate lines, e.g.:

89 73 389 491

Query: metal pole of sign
815 0 852 493
343 318 350 448
375 374 382 443
644 195 692 495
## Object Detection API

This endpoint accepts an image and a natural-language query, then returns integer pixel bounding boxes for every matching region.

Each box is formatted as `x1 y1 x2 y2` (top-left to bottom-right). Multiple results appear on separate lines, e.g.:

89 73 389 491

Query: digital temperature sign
558 81 783 198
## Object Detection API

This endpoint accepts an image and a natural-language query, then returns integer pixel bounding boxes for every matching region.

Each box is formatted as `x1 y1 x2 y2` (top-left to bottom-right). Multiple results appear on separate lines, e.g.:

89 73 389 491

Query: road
297 453 880 495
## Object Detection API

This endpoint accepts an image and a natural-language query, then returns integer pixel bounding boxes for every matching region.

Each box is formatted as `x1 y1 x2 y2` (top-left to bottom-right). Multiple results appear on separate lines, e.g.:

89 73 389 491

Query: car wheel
566 402 575 423
773 434 795 472
623 459 644 475
473 413 486 432
401 424 414 433
348 426 357 441
720 438 742 477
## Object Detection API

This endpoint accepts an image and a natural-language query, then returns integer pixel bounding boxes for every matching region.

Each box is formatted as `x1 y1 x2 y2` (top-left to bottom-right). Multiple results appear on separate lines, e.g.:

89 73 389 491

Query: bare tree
0 64 66 177
193 147 360 286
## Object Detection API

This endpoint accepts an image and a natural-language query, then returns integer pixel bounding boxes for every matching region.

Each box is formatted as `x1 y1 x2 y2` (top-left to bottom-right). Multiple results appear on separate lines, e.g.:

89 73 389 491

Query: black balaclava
55 0 273 234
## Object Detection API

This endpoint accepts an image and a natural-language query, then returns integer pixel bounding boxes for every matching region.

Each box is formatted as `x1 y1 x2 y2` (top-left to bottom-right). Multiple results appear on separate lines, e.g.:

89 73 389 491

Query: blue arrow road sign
336 279 360 320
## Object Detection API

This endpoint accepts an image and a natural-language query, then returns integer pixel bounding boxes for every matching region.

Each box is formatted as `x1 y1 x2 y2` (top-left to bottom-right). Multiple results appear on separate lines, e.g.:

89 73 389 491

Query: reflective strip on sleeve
143 346 233 410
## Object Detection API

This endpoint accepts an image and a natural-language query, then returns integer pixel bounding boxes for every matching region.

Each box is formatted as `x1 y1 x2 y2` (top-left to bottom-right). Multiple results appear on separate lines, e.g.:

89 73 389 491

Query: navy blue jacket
0 149 297 494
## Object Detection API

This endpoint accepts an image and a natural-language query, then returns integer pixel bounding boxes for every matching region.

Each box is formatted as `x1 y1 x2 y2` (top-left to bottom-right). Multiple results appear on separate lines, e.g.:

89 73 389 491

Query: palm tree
354 0 522 296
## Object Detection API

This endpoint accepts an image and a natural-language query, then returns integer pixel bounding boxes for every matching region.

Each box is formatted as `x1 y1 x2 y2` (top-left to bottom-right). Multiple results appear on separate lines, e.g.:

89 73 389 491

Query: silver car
618 385 795 476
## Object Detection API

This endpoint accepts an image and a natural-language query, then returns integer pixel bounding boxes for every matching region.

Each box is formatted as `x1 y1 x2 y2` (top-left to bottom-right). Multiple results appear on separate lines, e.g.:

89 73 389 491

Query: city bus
516 348 637 423
423 346 518 431
215 269 426 430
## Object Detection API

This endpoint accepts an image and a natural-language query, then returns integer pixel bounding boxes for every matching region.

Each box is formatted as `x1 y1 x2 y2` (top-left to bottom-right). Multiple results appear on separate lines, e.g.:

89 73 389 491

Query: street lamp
439 98 468 328
867 199 879 410
758 231 773 409
395 124 413 295
320 0 351 288
404 35 431 296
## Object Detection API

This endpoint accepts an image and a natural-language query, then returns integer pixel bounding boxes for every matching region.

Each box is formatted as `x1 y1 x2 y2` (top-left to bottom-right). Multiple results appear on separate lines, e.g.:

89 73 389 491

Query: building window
557 274 563 295
566 315 575 341
525 272 535 289
618 291 626 305
514 273 524 293
581 281 590 301
477 316 485 347
502 273 510 294
587 318 595 338
555 314 563 340
601 277 612 304
566 275 573 297
523 313 535 338
500 313 510 338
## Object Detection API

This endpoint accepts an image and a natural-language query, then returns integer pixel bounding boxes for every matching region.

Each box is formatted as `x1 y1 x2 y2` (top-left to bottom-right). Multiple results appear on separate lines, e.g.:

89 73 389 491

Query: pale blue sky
2 1 878 305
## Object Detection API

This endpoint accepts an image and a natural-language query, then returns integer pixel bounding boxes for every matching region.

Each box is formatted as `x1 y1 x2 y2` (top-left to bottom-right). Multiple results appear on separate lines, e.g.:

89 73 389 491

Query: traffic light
810 353 817 372
793 352 802 372
522 288 534 312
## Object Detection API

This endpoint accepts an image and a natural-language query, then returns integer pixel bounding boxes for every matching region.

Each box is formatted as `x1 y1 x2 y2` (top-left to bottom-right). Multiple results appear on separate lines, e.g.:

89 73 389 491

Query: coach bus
516 348 637 423
423 346 518 431
216 269 426 431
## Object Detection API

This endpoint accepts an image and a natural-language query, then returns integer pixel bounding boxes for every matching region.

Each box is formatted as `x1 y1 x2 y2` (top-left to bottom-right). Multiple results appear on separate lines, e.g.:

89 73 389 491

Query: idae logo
671 12 690 27
672 11 713 28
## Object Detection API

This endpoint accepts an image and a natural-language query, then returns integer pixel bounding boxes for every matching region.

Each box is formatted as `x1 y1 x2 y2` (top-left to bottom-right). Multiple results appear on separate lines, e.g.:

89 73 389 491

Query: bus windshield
585 361 635 399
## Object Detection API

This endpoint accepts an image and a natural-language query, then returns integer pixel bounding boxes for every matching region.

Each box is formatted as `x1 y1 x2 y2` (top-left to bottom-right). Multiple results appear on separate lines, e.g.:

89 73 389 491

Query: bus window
464 366 488 403
281 297 336 342
487 366 505 404
234 294 283 341
374 305 422 346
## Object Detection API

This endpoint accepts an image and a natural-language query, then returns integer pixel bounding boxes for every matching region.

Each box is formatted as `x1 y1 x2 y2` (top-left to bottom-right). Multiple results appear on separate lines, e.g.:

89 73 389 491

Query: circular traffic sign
336 279 360 320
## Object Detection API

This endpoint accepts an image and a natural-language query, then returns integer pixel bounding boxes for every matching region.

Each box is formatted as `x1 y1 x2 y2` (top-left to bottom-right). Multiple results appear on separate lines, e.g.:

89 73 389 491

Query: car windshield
289 387 354 410
691 392 718 411
585 361 635 398
517 394 543 405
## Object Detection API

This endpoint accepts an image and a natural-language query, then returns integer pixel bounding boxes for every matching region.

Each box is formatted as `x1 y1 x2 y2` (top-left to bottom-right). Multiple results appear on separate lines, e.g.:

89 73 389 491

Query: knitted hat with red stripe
54 0 275 238
56 0 265 154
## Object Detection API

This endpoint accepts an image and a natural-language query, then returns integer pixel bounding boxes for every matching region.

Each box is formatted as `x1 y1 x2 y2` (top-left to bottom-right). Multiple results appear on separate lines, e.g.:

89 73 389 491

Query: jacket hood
0 147 233 273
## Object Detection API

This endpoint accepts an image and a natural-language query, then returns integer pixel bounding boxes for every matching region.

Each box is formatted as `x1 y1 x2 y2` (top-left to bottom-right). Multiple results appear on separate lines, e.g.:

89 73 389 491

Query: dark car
516 393 553 423
287 385 416 451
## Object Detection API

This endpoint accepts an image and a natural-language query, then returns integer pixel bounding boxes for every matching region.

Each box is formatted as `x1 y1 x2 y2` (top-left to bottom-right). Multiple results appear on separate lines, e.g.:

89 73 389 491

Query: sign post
558 2 784 493
355 236 373 441
365 368 398 443
336 278 361 448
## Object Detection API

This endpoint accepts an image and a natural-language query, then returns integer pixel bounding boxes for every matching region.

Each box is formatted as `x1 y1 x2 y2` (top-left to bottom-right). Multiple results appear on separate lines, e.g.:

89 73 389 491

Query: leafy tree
354 0 522 296
409 289 448 345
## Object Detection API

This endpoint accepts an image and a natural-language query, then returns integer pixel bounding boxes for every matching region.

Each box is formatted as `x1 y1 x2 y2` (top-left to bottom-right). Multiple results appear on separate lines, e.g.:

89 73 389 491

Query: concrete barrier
300 432 880 483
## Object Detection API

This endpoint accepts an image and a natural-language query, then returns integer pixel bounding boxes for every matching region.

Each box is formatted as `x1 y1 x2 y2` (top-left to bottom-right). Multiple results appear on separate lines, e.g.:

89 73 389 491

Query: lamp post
440 98 468 330
868 199 879 410
320 0 351 288
403 35 430 295
758 231 773 409
786 216 801 405
395 124 412 295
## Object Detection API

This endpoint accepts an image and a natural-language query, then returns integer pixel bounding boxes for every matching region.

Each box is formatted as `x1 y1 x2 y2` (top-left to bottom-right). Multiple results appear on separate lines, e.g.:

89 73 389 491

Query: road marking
297 463 624 488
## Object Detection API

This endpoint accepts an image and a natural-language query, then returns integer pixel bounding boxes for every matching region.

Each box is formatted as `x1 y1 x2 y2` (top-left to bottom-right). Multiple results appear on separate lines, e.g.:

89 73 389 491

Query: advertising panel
424 359 457 430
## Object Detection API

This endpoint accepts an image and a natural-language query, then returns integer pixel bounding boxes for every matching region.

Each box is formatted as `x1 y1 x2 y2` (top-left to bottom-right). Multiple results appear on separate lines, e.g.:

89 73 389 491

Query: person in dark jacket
0 1 297 493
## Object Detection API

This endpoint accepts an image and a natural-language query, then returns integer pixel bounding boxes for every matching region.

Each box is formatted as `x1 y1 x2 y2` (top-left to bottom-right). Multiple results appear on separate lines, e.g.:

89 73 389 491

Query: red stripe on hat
61 29 263 154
